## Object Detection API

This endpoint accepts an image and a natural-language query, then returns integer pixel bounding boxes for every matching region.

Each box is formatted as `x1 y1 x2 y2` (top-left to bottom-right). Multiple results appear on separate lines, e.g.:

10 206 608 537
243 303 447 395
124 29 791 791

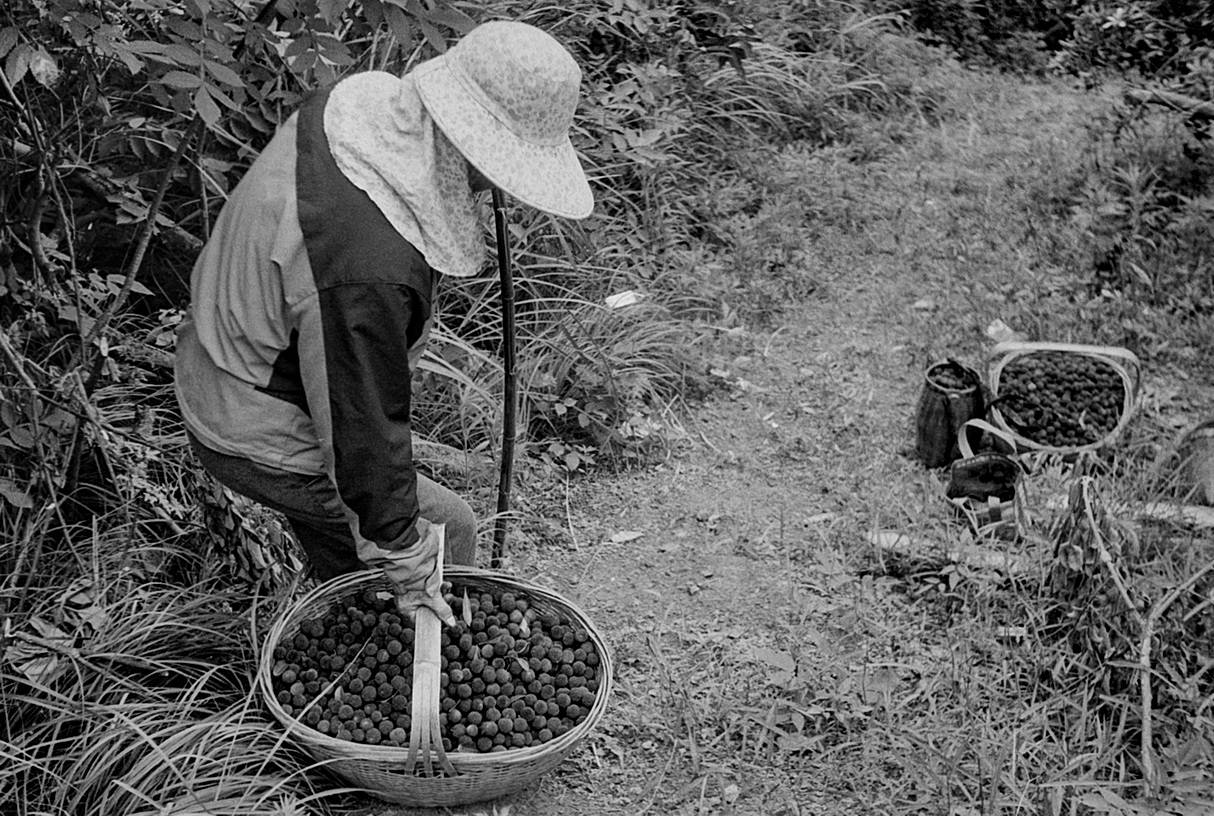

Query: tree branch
75 116 204 366
1124 87 1214 120
6 137 204 255
1138 556 1214 795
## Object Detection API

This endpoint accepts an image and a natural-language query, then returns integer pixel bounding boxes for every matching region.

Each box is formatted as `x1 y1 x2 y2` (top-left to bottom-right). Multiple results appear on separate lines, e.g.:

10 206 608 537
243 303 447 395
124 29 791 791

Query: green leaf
5 43 31 85
0 426 36 451
425 3 477 34
283 36 311 58
205 82 240 112
108 42 145 75
383 5 412 46
159 69 202 89
28 48 59 88
125 40 170 56
164 42 202 67
193 86 221 126
203 59 243 88
317 0 345 25
405 0 447 51
0 478 33 509
362 0 384 27
417 17 446 51
0 27 18 59
165 16 202 40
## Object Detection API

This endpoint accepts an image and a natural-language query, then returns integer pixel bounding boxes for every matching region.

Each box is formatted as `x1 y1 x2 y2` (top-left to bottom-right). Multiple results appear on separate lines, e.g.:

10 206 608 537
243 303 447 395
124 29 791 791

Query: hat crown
444 21 581 148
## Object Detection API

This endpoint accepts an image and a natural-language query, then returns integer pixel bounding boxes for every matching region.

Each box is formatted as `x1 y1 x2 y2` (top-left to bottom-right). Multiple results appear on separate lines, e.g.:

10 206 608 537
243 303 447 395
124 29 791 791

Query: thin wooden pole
491 188 516 568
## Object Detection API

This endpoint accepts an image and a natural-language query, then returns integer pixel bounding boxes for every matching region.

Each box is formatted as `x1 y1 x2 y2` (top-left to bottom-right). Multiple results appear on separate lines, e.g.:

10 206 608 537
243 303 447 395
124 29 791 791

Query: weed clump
269 585 601 752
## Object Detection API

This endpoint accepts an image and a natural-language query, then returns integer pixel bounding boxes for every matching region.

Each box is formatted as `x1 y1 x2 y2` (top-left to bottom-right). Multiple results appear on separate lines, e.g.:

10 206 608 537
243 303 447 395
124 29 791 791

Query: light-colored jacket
175 84 433 553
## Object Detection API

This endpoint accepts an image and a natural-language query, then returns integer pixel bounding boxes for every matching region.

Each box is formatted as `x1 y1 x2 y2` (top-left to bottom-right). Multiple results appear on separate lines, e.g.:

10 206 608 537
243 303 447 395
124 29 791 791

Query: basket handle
404 526 456 778
957 418 1021 460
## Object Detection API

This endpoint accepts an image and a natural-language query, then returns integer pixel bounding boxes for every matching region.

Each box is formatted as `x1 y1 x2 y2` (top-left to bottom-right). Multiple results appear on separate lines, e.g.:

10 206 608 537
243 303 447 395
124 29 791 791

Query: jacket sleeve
296 281 425 553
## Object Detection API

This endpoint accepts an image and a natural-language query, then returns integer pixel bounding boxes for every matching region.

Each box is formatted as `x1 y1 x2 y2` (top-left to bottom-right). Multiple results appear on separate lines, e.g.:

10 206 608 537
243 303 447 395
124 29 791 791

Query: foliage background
0 0 1211 814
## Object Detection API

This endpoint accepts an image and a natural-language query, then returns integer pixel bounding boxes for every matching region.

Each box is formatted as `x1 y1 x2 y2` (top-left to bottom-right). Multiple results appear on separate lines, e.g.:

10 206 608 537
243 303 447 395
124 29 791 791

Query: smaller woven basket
987 341 1140 457
257 565 613 807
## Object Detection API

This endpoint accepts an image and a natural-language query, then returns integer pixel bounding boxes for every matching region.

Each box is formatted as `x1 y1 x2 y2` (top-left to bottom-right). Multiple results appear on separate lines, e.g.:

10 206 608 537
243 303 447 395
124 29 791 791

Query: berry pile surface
270 585 602 753
997 352 1125 448
927 361 978 392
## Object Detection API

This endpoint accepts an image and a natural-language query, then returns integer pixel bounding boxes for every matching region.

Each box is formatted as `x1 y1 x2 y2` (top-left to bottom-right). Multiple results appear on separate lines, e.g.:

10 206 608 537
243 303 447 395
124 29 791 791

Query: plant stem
1138 554 1214 795
491 188 516 568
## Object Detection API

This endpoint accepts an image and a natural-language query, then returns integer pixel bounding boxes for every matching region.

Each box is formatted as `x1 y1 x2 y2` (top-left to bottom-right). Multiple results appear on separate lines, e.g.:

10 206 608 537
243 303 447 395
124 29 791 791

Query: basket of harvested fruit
987 341 1140 456
257 564 612 806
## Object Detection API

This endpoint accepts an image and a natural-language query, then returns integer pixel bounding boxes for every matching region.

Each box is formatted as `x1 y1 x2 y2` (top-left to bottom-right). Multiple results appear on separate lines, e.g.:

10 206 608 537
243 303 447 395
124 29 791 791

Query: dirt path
481 72 1106 816
376 71 1203 816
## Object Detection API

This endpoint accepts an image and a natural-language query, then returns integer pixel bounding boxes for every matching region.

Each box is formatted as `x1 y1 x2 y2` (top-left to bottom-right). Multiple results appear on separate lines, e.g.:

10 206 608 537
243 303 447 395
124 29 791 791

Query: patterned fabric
413 20 594 220
324 72 486 278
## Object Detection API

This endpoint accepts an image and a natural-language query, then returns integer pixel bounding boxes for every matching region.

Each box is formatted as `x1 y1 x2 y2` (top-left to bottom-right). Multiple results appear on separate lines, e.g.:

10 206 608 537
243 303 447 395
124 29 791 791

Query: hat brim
412 57 594 220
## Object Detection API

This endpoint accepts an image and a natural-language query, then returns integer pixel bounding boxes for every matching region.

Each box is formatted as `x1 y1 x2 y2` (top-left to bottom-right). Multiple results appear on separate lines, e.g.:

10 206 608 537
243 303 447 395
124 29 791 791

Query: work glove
359 518 456 627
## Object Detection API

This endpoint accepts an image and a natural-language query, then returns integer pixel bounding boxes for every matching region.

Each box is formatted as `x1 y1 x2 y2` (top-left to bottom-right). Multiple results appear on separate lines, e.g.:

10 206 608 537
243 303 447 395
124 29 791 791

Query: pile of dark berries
270 585 601 753
927 361 978 392
997 352 1125 448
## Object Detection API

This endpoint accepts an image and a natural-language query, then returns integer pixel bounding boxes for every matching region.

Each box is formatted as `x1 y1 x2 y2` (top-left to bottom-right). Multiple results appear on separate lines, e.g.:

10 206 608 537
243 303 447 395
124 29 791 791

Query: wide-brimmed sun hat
412 21 594 220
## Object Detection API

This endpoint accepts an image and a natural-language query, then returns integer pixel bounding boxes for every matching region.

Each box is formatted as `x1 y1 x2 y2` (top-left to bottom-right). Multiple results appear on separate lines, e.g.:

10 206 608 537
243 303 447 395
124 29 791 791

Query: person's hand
368 518 456 627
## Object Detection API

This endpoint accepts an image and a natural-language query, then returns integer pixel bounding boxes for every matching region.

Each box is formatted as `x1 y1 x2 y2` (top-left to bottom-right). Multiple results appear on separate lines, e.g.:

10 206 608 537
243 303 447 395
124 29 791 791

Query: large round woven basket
987 341 1140 457
257 566 613 807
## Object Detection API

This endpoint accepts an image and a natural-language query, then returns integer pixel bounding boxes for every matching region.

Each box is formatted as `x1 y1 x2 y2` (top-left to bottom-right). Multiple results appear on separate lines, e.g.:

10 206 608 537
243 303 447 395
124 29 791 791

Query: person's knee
416 474 478 565
440 499 478 566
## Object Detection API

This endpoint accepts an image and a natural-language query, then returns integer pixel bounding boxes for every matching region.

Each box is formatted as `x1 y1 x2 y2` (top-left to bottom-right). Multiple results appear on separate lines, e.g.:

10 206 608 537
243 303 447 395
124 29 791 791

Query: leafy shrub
1051 0 1214 79
1059 99 1214 365
872 0 1067 73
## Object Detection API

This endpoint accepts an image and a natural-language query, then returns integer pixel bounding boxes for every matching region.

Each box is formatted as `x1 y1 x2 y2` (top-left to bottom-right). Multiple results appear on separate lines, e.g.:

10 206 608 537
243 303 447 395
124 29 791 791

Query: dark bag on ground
915 359 985 468
946 419 1024 539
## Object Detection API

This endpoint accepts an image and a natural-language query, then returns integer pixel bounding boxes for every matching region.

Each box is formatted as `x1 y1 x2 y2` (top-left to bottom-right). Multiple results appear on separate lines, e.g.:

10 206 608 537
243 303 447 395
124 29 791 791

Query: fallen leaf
609 530 643 544
604 290 644 309
28 48 59 87
752 646 796 687
776 732 822 753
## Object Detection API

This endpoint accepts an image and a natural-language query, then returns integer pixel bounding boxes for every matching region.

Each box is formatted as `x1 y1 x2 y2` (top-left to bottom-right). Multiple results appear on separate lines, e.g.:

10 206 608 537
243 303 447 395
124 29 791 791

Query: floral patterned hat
412 20 594 220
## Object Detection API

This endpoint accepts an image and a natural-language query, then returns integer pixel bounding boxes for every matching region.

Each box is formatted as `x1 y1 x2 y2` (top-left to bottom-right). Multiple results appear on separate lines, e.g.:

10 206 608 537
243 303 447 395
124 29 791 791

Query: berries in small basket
269 584 602 753
996 352 1125 448
926 360 979 392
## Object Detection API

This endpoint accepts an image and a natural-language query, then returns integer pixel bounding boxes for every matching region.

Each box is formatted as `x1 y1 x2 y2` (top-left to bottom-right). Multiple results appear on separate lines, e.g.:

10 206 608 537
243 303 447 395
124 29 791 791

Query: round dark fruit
272 581 601 754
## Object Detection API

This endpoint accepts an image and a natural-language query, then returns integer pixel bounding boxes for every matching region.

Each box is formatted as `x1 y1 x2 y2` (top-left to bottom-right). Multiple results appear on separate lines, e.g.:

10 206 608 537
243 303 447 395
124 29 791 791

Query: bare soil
365 70 1214 816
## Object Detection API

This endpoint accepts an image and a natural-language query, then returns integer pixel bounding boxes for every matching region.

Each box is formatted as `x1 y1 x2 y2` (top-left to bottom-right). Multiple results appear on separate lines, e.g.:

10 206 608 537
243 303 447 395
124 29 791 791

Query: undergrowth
1 1 1212 815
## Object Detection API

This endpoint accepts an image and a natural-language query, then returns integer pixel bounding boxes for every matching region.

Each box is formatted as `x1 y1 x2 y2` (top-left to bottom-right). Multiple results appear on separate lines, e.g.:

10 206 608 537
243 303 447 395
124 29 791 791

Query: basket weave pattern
257 567 613 806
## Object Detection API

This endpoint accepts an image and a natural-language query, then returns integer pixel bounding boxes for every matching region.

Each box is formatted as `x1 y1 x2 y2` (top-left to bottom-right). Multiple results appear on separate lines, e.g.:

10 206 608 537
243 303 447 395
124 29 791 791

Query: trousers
188 433 477 580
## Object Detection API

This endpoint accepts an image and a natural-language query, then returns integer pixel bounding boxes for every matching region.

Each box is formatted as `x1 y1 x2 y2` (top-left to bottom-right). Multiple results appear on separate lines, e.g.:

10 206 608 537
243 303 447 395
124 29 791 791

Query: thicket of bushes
883 0 1214 79
888 0 1214 366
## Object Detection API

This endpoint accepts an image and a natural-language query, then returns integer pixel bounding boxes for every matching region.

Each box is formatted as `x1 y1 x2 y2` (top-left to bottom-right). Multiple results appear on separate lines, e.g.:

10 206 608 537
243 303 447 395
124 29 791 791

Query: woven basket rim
924 359 982 395
256 566 613 777
988 345 1138 455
